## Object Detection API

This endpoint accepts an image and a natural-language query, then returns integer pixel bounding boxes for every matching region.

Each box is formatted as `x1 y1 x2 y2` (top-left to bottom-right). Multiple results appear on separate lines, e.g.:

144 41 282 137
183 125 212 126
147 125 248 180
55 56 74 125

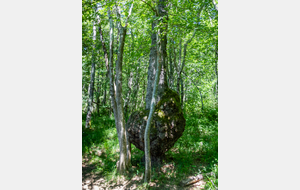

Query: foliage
82 0 218 188
83 106 218 189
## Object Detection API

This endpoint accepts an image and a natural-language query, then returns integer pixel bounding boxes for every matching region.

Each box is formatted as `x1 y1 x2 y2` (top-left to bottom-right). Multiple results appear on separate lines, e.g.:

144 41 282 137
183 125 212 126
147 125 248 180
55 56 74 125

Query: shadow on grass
82 110 218 189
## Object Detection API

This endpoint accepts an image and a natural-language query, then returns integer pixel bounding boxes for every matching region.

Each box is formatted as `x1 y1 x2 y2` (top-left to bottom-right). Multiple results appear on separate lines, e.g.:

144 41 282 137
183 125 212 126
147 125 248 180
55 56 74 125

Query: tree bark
214 42 218 101
130 57 141 113
96 66 102 116
140 77 146 108
145 21 157 110
85 18 97 128
114 3 134 173
145 0 168 110
115 26 128 173
99 12 118 122
145 0 168 183
168 46 174 89
144 23 163 184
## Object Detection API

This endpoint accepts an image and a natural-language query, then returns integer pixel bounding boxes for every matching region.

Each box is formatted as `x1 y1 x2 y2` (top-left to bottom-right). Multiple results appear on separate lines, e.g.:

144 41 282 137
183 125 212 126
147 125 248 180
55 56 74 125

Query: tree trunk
215 43 218 101
174 4 205 110
145 21 157 110
102 62 108 108
145 1 168 110
85 20 97 128
102 83 107 106
168 47 174 89
99 8 120 144
130 58 141 114
113 3 134 173
176 40 182 99
140 78 146 108
145 0 168 183
181 77 184 109
144 30 162 183
115 26 128 173
124 71 133 120
182 70 204 110
96 66 102 116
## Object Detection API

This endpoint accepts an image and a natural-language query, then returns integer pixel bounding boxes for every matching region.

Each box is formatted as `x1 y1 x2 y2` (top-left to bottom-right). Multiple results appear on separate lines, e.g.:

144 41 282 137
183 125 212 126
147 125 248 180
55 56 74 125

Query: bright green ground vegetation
82 105 218 189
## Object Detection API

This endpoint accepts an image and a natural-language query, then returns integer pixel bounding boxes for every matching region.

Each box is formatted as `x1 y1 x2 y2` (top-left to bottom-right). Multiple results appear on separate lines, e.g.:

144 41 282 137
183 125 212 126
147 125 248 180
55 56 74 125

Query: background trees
82 0 218 124
82 0 218 188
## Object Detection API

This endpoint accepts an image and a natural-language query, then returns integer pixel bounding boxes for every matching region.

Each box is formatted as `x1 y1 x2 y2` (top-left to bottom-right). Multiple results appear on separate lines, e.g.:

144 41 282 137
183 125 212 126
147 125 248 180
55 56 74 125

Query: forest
82 0 218 189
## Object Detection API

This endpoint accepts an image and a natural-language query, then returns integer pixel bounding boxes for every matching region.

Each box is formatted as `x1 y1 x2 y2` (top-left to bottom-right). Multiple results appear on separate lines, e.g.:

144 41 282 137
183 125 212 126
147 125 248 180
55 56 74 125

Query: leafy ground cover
82 107 218 189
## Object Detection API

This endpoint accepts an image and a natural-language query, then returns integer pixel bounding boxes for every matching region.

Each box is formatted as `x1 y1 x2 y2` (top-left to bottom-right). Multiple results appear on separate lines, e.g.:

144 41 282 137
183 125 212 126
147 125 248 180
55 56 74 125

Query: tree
114 1 134 172
85 4 100 128
82 0 218 183
144 0 169 183
98 1 134 173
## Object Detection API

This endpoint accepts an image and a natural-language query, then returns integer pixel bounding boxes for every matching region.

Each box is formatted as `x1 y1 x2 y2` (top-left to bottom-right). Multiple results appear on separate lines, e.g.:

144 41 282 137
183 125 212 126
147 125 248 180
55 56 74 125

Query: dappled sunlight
83 110 217 189
82 0 218 187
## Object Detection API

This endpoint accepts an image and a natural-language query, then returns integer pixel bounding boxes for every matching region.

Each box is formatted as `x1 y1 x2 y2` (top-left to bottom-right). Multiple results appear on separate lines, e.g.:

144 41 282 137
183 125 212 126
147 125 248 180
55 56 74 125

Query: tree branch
115 4 123 28
179 2 206 74
140 0 158 15
125 1 134 28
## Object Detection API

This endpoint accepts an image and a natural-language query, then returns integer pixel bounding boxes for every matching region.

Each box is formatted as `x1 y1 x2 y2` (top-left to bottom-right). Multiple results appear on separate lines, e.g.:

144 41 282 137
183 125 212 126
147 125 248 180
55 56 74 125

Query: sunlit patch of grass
82 106 218 189
82 113 120 180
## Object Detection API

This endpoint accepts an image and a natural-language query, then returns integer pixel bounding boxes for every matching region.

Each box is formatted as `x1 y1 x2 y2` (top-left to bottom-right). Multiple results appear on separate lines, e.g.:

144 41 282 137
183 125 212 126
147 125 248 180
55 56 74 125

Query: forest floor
82 109 218 190
82 153 207 190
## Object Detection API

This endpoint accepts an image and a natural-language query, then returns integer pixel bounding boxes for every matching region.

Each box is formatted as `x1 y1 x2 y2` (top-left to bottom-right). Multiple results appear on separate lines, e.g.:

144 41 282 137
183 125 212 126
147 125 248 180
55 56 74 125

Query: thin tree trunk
124 29 136 119
101 61 108 108
168 46 174 89
145 25 163 184
124 71 133 120
99 9 120 140
173 46 177 92
173 43 181 101
114 2 134 173
96 65 102 116
179 29 196 109
130 58 141 113
176 4 205 110
182 70 204 110
181 77 184 109
215 43 218 101
177 40 182 98
102 84 107 106
145 21 157 110
140 78 146 108
85 18 97 128
145 0 168 183
115 26 128 173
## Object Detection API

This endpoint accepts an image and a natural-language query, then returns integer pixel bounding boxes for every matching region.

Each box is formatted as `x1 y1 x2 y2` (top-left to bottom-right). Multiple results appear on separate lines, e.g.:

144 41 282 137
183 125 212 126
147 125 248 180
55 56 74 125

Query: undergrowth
82 106 218 189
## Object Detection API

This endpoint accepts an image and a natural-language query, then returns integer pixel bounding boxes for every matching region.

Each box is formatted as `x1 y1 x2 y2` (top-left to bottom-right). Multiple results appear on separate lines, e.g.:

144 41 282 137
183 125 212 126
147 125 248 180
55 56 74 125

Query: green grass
82 106 218 189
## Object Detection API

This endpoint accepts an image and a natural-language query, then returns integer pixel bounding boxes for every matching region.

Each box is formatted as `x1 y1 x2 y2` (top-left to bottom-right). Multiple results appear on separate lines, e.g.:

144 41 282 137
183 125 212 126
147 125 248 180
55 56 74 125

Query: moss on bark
126 88 185 163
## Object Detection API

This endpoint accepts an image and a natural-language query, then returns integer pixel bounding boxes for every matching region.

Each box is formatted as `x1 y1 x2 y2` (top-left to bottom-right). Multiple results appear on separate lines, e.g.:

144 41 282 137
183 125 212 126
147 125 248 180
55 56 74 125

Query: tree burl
126 88 186 163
